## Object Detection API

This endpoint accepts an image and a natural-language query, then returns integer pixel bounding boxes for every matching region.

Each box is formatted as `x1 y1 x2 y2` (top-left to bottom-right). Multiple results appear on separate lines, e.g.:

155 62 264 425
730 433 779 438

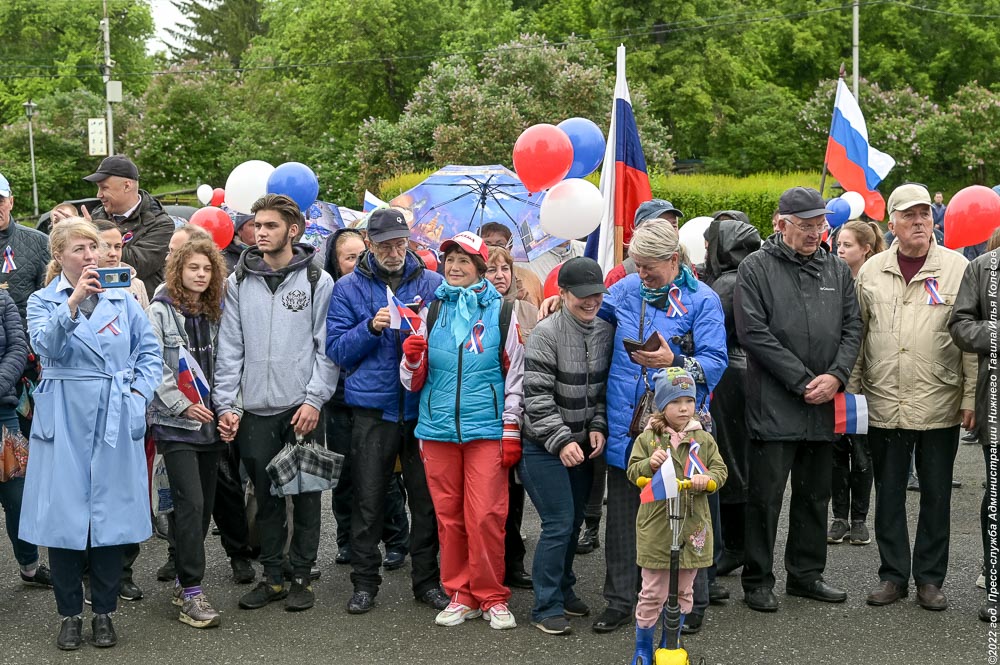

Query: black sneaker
827 519 850 544
285 577 315 612
383 549 406 571
417 587 450 611
238 581 287 610
157 556 176 582
576 525 600 555
533 615 572 635
230 558 255 584
563 597 590 617
21 564 53 588
335 546 352 565
347 590 375 614
119 580 143 601
849 521 871 545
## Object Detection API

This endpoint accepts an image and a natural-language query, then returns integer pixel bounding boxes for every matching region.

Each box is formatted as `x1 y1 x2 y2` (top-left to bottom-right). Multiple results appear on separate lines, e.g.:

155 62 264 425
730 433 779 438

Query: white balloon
841 191 865 220
539 179 604 240
196 184 213 206
678 216 713 266
224 160 275 214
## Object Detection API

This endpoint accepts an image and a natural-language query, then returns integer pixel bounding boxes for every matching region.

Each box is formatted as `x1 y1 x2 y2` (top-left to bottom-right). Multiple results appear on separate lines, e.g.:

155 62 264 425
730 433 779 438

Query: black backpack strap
497 299 513 376
306 262 322 300
425 299 442 335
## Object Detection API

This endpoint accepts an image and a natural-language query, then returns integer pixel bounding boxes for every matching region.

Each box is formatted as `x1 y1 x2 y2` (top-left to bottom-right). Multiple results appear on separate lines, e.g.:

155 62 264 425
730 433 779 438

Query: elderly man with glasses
325 208 450 615
734 186 862 612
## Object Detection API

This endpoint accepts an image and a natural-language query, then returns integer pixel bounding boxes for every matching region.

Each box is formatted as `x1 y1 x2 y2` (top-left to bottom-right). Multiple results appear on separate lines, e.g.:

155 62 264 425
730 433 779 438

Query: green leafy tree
166 0 265 67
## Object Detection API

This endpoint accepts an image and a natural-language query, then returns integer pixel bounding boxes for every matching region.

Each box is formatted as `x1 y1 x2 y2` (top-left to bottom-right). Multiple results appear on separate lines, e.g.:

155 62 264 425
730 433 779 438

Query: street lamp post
22 100 39 217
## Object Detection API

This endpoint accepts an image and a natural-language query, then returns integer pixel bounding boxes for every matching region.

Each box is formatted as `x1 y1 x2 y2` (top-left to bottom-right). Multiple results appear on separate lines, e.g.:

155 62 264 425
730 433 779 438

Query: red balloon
543 263 563 299
943 185 1000 249
209 187 226 207
417 249 438 272
512 124 574 193
190 206 235 250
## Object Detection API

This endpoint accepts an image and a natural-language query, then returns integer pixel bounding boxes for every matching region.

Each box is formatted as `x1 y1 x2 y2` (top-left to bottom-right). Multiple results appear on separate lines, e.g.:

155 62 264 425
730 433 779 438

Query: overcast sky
147 0 184 54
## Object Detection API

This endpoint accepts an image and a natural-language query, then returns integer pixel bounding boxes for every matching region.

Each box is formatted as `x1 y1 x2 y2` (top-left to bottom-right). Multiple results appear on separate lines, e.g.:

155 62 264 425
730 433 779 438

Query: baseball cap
634 199 684 228
367 208 411 243
557 257 609 298
0 173 10 197
440 231 489 262
887 183 932 214
778 187 831 219
83 155 140 183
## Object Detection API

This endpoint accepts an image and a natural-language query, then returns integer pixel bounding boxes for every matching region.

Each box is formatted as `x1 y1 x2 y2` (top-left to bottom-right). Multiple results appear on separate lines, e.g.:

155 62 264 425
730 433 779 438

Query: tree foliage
166 0 265 68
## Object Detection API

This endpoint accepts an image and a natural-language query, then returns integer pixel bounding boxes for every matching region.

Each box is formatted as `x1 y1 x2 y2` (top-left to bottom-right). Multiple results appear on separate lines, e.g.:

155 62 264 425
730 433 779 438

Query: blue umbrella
388 165 564 261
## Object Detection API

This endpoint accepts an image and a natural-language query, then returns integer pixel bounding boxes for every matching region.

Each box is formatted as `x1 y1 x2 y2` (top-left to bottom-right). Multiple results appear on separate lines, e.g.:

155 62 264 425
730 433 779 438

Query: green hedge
380 169 823 239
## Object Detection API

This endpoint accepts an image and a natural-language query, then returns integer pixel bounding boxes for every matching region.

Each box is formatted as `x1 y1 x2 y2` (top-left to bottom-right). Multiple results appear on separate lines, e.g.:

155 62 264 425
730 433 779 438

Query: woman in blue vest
400 231 524 630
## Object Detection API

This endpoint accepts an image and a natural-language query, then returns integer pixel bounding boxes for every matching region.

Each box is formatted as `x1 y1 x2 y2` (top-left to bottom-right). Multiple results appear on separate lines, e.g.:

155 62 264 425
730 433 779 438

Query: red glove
501 422 522 468
402 334 427 366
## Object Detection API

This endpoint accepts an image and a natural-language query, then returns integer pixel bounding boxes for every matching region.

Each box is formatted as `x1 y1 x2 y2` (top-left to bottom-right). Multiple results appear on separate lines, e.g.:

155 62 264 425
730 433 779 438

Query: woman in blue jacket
19 219 161 650
400 231 524 630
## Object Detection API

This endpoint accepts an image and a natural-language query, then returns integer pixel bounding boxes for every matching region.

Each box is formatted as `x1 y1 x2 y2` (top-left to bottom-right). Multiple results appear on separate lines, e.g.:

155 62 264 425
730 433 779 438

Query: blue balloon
267 162 320 211
827 197 851 228
558 117 606 179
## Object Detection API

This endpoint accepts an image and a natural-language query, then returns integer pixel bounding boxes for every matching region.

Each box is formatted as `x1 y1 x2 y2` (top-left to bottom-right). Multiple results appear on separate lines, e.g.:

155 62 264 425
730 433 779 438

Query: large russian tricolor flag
826 79 895 220
585 44 653 275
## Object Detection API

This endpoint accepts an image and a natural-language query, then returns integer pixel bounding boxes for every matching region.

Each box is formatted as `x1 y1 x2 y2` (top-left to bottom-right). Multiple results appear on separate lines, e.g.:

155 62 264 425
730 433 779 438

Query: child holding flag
147 236 228 629
626 367 727 664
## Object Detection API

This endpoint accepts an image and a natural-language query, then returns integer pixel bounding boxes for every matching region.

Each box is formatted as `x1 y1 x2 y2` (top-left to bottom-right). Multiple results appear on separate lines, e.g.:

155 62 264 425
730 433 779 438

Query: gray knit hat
653 367 697 412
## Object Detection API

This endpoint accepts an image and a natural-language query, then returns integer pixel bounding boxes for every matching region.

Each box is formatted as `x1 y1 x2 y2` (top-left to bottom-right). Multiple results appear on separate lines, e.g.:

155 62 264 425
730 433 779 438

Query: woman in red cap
400 231 524 630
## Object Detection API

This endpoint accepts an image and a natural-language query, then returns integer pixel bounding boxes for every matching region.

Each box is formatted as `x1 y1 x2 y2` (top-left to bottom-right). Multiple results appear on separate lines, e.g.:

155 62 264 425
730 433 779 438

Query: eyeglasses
373 238 408 255
782 217 829 236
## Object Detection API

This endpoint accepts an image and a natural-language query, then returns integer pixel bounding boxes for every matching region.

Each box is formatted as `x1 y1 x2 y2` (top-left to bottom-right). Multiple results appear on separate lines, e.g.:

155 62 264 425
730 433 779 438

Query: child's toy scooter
635 477 716 665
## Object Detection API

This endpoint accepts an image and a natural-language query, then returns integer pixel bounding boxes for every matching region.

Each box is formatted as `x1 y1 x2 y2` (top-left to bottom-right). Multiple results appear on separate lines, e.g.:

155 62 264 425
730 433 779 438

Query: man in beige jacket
849 183 976 612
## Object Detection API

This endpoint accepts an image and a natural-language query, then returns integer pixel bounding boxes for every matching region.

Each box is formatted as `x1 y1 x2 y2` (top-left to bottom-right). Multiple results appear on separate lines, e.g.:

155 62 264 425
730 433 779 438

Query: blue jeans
519 441 593 622
0 407 38 567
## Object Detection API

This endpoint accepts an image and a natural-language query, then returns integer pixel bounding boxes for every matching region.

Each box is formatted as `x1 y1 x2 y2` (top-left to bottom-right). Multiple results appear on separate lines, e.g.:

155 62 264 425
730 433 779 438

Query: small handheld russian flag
177 346 211 406
640 449 679 503
834 392 869 435
684 441 708 478
386 286 421 332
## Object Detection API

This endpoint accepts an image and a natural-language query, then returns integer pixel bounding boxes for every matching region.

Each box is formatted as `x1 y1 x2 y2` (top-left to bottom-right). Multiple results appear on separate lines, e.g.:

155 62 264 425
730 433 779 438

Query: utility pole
101 0 115 155
852 0 860 99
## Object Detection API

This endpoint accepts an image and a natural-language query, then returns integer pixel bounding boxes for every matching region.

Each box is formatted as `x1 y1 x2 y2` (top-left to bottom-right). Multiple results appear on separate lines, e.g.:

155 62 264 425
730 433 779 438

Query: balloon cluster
826 191 867 228
512 118 607 241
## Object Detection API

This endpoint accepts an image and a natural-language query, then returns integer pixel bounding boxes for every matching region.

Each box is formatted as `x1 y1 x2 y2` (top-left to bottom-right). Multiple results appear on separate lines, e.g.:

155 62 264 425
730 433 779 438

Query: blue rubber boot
631 625 655 665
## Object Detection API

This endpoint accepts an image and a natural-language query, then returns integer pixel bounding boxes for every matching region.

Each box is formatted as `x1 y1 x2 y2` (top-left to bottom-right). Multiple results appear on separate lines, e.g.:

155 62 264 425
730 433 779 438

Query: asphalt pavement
0 439 991 665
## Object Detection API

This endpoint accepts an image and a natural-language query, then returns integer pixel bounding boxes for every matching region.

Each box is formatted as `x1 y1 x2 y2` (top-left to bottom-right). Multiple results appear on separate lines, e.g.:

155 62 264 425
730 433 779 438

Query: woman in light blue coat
19 219 161 650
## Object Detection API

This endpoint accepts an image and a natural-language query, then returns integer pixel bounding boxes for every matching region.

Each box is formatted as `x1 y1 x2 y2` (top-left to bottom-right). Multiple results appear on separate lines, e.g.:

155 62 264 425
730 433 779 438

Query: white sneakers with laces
435 600 482 626
483 602 517 630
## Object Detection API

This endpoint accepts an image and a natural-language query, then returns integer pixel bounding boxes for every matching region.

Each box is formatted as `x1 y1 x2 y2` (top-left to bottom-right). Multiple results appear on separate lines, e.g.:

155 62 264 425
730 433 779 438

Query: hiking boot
285 577 315 612
21 564 53 588
483 602 517 630
849 521 871 545
576 525 600 555
435 600 481 626
533 615 572 635
230 557 255 585
827 519 850 544
179 593 222 628
238 581 287 610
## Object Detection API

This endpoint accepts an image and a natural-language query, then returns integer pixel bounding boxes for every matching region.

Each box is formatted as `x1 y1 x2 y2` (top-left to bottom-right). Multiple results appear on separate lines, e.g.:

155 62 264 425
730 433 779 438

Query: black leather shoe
681 612 703 634
153 513 170 540
383 550 406 571
416 587 450 611
744 587 779 612
156 555 176 582
56 616 82 651
504 566 533 589
91 613 117 648
576 525 600 555
591 607 632 633
119 580 143 601
708 581 730 604
335 546 352 565
715 550 744 577
785 579 847 603
347 590 374 614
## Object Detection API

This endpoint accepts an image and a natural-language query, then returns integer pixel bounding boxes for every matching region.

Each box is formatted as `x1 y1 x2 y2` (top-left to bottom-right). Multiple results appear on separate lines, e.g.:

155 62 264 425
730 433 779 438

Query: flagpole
819 64 848 196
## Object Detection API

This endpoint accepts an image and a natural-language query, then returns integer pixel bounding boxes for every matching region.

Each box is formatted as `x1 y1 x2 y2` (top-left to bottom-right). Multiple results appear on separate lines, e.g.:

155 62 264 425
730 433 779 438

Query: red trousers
421 439 510 610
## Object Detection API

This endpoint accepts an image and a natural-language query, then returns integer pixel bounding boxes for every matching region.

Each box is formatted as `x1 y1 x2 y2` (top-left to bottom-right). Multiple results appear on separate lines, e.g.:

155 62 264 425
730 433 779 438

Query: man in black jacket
734 187 862 612
82 155 174 299
0 173 51 327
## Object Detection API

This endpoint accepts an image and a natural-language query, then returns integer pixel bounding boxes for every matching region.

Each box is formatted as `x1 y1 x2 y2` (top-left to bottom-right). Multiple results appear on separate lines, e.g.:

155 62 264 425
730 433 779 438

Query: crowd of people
0 157 994 659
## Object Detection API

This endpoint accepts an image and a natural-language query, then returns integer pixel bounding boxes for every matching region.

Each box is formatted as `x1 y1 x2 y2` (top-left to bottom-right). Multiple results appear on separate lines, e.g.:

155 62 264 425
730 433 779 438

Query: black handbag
628 301 657 439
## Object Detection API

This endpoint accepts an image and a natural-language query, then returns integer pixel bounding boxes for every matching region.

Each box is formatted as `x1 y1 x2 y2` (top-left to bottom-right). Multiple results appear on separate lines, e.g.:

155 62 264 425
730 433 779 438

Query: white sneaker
435 601 481 626
484 602 517 630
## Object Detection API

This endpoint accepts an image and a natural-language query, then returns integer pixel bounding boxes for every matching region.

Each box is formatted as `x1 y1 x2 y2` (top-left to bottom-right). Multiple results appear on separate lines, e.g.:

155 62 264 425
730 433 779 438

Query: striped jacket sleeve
523 320 573 454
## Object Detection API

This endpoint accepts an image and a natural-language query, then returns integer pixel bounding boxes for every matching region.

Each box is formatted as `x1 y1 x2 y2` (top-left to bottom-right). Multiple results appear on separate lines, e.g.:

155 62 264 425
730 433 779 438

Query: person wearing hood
322 226 411 571
326 208 449 616
700 212 761 589
399 231 525 630
214 194 339 613
222 212 255 274
603 199 684 288
734 187 862 613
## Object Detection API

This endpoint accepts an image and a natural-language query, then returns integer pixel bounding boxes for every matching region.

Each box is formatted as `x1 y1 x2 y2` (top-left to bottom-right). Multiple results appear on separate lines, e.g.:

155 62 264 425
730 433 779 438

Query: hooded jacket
0 289 27 408
702 218 762 349
324 227 367 407
214 244 339 417
91 190 175 299
326 249 443 422
735 234 862 442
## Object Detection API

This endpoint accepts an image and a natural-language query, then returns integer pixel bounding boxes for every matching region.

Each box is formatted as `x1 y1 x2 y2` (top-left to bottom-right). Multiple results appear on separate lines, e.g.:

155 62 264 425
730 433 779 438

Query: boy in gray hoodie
214 194 339 613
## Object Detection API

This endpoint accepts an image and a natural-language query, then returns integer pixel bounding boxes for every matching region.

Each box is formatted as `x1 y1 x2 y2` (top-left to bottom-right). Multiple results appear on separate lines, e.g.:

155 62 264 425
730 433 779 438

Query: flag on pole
363 190 388 212
585 44 653 276
386 286 421 332
834 392 869 435
639 450 679 504
177 347 211 406
825 79 895 220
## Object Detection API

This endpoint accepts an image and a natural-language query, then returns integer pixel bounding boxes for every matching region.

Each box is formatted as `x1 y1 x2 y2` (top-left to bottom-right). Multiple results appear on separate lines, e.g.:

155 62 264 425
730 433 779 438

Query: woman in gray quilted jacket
519 257 614 635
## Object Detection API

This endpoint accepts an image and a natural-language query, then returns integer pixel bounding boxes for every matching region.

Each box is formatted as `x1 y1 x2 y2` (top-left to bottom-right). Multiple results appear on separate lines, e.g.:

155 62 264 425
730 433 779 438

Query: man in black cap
83 155 174 298
326 208 449 615
734 186 862 612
